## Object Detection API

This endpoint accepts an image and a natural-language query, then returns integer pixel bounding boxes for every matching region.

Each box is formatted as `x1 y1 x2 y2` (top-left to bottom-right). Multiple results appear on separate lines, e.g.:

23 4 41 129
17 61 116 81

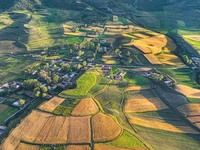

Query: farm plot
71 98 99 116
94 144 146 150
125 97 168 113
39 96 65 112
61 74 96 97
0 107 18 124
125 86 150 91
178 104 200 116
66 145 91 150
92 113 122 142
15 143 39 150
144 54 161 65
176 84 200 99
157 54 183 67
0 104 8 113
128 115 199 134
135 125 200 150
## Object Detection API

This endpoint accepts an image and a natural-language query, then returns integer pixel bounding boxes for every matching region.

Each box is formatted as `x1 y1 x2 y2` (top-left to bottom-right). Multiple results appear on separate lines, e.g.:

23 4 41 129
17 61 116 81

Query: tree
35 91 40 97
127 57 132 64
78 50 83 56
41 86 48 93
77 64 82 69
69 48 73 54
82 61 87 67
127 51 131 56
183 55 192 65
96 43 101 53
42 93 47 98
53 75 59 84
19 100 25 105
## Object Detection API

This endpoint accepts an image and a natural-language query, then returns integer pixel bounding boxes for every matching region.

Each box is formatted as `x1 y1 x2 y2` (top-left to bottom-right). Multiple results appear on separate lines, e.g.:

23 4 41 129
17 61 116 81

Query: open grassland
137 124 200 150
128 115 199 134
66 145 91 150
92 113 122 142
15 143 39 150
176 84 200 99
39 96 65 112
71 98 99 116
125 97 168 113
61 74 96 97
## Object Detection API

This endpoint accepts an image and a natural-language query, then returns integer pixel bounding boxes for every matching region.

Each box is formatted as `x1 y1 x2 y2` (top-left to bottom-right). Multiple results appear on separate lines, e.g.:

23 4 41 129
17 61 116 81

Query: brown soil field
56 117 70 143
176 84 200 99
125 86 150 91
39 96 65 112
178 104 200 116
71 98 99 116
15 143 39 150
92 113 122 142
68 116 91 144
194 123 200 129
188 116 200 123
158 54 184 66
128 115 199 134
66 145 91 150
125 97 168 113
144 54 161 65
0 104 8 113
94 144 146 150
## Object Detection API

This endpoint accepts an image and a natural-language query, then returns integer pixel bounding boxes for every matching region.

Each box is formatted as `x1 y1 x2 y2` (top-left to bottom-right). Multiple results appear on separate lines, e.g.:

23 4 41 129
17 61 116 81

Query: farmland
61 74 96 97
1 0 200 149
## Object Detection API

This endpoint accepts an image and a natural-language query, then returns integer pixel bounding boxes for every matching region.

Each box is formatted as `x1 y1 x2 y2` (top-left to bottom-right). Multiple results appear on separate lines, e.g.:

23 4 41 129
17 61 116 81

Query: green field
124 73 150 86
158 68 200 89
136 125 200 150
61 74 96 97
105 130 146 148
0 107 18 124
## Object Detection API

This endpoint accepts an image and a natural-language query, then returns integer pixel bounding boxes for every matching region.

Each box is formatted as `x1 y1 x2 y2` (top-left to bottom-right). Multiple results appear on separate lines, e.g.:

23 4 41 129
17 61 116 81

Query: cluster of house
141 69 175 87
101 64 124 80
191 57 200 67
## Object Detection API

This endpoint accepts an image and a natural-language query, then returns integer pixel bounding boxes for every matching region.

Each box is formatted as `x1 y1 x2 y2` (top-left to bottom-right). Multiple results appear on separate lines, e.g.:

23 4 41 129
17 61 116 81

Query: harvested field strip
158 54 183 66
45 116 66 143
34 117 55 143
176 84 200 99
15 143 39 150
128 115 199 134
66 145 91 150
178 104 200 116
39 96 65 112
188 116 200 123
125 86 150 91
94 144 146 150
68 116 91 143
125 98 168 113
92 113 122 142
56 117 70 143
144 54 161 65
71 98 99 116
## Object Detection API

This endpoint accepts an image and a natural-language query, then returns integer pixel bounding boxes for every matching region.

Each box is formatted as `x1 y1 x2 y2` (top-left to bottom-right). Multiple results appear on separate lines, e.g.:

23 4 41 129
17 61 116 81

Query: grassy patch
188 98 200 103
66 36 84 45
61 74 96 96
0 107 18 124
40 145 65 150
105 131 145 148
136 125 200 150
53 105 73 116
124 72 149 86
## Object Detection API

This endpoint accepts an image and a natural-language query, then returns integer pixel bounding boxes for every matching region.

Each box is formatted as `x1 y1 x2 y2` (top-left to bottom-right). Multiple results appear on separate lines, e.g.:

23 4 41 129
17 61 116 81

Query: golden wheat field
15 143 39 150
92 113 122 142
157 54 184 66
144 54 162 65
125 97 168 113
176 84 200 99
125 86 150 91
128 115 199 134
39 96 65 112
71 98 99 116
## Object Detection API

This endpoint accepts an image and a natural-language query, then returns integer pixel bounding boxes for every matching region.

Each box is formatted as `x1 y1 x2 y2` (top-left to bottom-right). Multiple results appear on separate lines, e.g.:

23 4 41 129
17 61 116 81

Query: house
57 83 68 89
0 97 6 103
88 63 94 68
12 99 26 107
102 70 110 76
25 91 35 98
100 40 107 44
43 94 52 100
102 64 110 70
88 58 94 62
0 126 6 136
191 57 200 66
